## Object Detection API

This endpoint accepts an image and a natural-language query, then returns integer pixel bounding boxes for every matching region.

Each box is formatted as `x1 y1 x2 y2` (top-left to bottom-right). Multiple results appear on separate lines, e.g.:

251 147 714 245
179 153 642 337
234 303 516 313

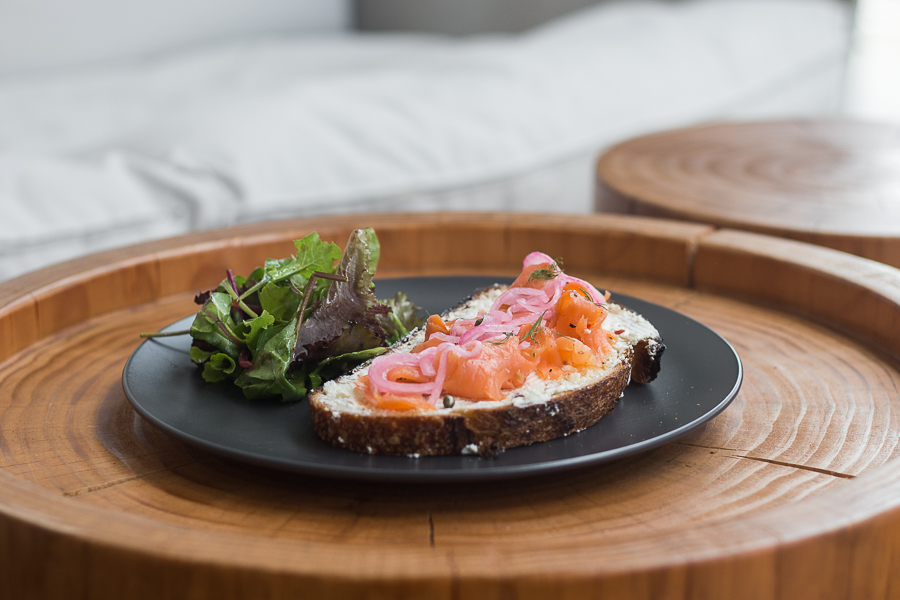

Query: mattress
0 0 852 280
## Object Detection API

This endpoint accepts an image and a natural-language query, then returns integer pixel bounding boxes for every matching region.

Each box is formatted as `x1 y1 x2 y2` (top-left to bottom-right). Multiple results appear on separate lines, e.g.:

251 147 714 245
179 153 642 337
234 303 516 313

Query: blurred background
0 0 894 280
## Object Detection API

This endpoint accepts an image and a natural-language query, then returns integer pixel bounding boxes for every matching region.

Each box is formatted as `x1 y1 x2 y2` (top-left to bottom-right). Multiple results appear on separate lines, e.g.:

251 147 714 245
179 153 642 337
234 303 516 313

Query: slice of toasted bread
309 286 664 457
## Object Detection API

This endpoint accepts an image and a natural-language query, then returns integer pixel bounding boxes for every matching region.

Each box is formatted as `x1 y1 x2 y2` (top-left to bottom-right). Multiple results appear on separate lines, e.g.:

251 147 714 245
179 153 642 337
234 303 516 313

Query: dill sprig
526 258 564 284
553 330 578 342
524 310 548 343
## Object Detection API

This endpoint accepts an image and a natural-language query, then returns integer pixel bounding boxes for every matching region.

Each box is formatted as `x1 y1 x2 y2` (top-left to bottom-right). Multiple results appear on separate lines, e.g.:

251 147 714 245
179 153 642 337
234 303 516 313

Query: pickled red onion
427 340 482 405
367 353 439 396
522 251 555 268
367 340 484 404
428 332 460 344
559 274 606 304
365 251 607 403
417 345 440 377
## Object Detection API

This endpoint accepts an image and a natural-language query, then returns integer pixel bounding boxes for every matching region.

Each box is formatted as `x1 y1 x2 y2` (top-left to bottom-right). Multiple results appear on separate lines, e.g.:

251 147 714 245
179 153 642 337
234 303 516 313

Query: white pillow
0 0 350 76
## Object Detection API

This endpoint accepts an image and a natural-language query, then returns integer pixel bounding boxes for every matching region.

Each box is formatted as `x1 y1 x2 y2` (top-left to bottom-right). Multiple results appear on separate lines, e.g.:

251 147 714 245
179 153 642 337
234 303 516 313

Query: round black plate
122 276 742 482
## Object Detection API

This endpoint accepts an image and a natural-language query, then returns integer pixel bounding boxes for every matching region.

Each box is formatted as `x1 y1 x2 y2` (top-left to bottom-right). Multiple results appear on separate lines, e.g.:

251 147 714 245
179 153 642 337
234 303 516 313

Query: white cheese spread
318 285 659 414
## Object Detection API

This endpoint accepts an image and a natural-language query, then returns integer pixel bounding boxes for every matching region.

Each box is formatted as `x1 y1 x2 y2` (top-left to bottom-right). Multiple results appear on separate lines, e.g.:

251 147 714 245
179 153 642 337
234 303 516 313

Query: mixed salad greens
185 228 424 401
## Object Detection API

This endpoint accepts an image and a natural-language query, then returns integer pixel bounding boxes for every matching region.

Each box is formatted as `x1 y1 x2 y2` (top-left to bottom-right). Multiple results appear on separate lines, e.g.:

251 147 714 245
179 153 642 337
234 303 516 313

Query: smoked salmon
359 252 620 410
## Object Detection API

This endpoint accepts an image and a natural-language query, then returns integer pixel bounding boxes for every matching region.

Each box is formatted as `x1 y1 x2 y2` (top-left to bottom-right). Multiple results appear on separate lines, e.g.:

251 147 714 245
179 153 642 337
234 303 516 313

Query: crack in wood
676 442 856 479
62 463 198 496
685 226 719 289
669 290 705 311
725 454 856 479
428 510 435 548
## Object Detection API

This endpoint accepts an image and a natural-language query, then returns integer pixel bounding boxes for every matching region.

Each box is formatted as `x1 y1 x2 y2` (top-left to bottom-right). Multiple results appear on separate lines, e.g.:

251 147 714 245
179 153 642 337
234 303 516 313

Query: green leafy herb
526 258 563 284
258 282 301 321
190 292 245 358
524 310 548 343
185 228 424 402
306 347 389 390
234 313 307 401
234 311 276 349
380 292 425 344
202 353 238 383
264 233 342 286
553 331 578 342
189 346 215 364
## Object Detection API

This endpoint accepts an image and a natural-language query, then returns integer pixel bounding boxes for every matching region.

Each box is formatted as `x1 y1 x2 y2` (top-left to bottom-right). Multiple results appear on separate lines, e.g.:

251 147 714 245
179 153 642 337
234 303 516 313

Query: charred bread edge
310 352 631 458
606 302 666 384
309 285 661 457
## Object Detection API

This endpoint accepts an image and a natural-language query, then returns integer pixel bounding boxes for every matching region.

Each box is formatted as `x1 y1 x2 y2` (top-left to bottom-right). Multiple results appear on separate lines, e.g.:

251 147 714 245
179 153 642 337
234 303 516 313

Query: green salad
186 228 424 401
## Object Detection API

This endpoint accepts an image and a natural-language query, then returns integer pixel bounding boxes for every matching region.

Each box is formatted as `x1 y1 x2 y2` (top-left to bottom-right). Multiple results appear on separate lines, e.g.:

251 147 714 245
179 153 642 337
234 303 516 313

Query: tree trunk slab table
3 213 900 599
596 119 900 268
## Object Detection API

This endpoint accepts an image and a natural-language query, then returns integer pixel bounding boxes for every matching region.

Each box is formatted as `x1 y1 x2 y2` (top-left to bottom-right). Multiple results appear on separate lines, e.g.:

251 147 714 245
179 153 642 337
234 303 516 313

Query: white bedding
0 0 851 280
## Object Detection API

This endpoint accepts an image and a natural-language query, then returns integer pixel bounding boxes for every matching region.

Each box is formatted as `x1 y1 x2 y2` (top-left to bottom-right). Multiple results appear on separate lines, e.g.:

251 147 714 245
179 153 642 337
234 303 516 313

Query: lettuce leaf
189 292 243 359
234 314 307 401
188 227 423 402
265 232 341 285
379 292 424 344
306 346 388 389
202 353 239 383
292 228 384 363
258 283 301 321
233 310 276 349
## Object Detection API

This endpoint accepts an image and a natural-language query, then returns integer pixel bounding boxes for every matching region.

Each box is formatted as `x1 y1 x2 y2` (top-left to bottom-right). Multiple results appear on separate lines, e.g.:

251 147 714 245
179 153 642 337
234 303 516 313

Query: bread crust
631 337 665 384
308 285 662 457
309 349 631 457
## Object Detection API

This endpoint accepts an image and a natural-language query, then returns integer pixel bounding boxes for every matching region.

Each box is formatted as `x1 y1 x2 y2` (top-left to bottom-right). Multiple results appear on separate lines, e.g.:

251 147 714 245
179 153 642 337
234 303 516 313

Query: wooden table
3 212 900 599
596 119 900 268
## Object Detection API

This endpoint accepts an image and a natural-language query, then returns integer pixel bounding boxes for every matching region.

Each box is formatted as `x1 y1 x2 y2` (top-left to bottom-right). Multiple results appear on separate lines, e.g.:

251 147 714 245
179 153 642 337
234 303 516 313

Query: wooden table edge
2 212 900 595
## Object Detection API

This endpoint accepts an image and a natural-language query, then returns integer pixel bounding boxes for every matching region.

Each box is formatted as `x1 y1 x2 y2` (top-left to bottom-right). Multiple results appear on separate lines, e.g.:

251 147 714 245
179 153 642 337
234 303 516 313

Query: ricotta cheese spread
319 285 659 414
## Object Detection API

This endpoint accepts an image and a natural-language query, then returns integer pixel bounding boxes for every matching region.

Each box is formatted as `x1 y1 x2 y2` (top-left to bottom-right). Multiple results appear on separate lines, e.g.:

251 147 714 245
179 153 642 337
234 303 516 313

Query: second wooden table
596 119 900 267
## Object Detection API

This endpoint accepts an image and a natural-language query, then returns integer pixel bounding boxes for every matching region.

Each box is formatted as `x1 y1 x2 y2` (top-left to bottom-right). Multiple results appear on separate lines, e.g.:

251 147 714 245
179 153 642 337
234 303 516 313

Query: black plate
122 276 742 482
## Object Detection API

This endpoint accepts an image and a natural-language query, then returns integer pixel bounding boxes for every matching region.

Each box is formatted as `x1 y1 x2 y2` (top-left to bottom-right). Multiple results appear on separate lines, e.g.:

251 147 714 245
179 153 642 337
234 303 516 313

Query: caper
443 395 455 408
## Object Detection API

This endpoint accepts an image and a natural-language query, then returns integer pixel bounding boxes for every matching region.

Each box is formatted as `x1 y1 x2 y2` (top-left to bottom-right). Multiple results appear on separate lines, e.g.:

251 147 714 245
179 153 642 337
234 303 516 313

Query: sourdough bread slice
309 286 664 457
